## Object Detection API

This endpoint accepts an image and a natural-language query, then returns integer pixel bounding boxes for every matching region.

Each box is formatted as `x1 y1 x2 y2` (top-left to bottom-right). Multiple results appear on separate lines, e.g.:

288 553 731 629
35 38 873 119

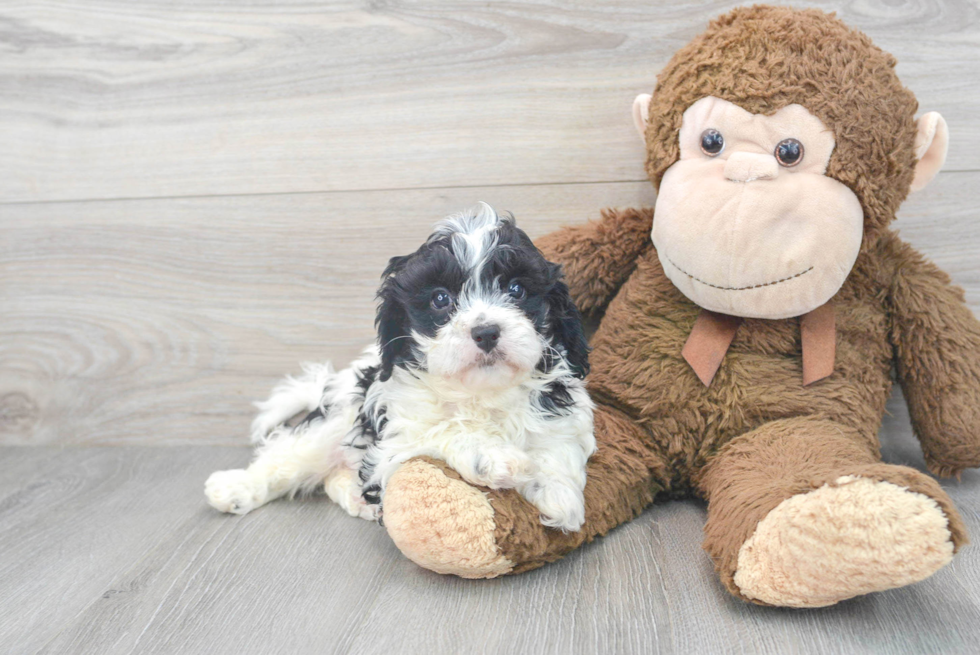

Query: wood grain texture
0 427 977 655
0 180 660 446
0 446 250 654
0 0 976 203
34 452 400 655
2 2 980 652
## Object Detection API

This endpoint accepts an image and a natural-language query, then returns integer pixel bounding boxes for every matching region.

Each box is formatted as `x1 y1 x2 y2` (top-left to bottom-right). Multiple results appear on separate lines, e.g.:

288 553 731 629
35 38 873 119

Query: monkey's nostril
471 324 501 353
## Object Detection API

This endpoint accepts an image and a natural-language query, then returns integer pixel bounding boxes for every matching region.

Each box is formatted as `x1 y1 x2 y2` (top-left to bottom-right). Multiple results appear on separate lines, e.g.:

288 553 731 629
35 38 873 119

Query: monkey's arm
886 235 980 477
535 207 653 316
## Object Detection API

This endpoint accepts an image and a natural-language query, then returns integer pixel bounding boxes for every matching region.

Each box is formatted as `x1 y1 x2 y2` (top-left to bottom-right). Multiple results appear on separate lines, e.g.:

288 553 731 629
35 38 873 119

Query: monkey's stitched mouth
665 255 813 291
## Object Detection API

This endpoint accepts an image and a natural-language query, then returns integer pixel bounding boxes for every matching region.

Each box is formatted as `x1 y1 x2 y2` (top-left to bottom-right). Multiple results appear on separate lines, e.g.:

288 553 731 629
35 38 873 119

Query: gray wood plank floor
1 400 978 655
2 0 980 653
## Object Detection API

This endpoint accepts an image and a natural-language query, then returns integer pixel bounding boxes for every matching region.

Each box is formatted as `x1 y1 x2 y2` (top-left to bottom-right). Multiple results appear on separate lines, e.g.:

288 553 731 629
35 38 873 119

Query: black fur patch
356 365 379 396
361 483 382 506
347 363 388 505
293 405 326 428
376 243 467 381
481 222 590 378
539 380 575 417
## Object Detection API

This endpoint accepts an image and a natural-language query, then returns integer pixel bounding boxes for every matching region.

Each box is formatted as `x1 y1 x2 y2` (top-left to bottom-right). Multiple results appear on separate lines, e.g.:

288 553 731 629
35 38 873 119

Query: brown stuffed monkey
378 5 980 607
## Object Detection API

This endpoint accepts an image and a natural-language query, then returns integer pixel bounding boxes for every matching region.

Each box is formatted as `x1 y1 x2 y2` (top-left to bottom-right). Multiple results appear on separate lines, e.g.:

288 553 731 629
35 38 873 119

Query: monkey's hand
887 235 980 477
535 207 653 317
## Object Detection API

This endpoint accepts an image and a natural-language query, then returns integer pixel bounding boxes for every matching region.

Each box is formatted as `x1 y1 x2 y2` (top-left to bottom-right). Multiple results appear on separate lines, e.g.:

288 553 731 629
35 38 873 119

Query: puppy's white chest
387 395 531 449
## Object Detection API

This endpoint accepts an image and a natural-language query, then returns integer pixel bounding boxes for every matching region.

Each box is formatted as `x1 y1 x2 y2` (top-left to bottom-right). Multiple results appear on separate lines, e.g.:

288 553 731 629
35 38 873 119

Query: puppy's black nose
471 324 501 353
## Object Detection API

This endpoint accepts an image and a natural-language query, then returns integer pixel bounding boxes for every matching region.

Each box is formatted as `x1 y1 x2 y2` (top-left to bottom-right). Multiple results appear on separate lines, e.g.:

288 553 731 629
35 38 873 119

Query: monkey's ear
632 93 652 142
910 112 948 192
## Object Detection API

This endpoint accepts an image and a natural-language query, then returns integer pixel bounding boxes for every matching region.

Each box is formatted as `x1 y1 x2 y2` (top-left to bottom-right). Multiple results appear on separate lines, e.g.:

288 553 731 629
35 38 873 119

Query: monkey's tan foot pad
734 476 955 608
383 457 514 578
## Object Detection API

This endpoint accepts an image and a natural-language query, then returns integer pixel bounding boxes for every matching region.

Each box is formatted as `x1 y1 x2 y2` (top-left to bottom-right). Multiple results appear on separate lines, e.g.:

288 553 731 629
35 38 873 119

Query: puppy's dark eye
700 129 724 156
430 289 453 310
775 138 804 167
507 281 526 300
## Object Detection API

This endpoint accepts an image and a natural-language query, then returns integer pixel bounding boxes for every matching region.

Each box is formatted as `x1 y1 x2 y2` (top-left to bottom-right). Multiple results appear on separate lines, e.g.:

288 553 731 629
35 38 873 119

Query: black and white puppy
205 203 595 531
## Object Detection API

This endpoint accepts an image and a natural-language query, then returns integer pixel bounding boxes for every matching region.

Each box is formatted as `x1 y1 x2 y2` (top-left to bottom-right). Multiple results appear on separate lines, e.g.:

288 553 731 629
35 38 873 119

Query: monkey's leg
380 405 667 578
696 416 968 608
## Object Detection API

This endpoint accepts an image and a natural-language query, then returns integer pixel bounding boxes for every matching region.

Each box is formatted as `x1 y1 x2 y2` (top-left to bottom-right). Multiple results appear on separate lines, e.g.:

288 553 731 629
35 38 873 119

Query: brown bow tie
681 304 835 387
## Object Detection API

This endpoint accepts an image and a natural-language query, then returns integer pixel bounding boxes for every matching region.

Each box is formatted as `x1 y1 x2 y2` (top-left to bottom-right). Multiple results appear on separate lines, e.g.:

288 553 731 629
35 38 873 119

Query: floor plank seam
29 516 222 655
125 520 241 655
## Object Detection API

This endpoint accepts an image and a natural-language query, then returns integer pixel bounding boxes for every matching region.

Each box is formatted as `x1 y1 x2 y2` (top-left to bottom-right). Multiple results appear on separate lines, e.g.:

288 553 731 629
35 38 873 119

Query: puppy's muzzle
471 323 501 353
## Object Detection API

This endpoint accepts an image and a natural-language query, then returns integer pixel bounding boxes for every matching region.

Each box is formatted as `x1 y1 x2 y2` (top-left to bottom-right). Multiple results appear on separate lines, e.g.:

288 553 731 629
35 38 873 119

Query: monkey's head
633 6 948 319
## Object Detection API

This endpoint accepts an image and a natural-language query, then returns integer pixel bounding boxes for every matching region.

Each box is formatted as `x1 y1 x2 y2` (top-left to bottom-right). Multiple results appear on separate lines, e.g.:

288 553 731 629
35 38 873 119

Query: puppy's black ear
382 254 411 279
376 255 412 382
545 265 590 378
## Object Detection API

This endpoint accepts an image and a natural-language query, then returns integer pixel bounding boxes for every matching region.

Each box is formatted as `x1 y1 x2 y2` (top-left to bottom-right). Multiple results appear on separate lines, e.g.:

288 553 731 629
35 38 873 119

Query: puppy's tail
250 362 338 444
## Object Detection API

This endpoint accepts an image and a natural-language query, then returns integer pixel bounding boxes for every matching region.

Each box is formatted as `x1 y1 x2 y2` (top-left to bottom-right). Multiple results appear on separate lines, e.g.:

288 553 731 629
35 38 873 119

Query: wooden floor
2 1 980 653
3 404 980 655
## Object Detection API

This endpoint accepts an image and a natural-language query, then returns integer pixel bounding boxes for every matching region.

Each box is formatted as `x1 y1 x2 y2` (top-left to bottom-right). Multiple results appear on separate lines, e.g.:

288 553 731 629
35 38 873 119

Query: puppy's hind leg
206 423 345 515
209 350 378 515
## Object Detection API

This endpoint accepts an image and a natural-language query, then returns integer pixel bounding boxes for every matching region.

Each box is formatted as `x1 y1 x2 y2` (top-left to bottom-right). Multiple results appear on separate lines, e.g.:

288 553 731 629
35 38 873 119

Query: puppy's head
375 202 589 391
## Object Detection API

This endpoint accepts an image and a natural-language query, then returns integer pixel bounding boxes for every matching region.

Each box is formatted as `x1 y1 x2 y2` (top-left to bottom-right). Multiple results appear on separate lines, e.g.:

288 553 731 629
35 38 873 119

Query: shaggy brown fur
490 211 978 596
383 6 980 603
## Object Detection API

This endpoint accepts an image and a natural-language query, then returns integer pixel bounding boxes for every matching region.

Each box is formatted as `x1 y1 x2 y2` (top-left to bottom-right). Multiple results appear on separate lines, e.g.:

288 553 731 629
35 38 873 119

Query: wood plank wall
2 0 978 446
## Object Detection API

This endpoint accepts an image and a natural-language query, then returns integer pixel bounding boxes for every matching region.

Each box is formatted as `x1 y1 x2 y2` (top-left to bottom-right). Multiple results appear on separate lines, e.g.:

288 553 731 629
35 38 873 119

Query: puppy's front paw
205 469 267 515
358 503 382 522
523 480 585 532
464 447 538 490
324 468 381 522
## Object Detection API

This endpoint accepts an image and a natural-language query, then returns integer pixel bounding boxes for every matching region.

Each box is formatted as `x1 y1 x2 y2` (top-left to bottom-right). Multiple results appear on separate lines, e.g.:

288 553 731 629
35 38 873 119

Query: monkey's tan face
652 97 864 319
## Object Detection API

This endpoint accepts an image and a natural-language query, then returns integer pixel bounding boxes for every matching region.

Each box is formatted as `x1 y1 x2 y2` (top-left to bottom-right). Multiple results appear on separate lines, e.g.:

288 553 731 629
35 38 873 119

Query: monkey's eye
775 138 804 167
700 129 725 156
507 281 526 300
430 289 453 310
